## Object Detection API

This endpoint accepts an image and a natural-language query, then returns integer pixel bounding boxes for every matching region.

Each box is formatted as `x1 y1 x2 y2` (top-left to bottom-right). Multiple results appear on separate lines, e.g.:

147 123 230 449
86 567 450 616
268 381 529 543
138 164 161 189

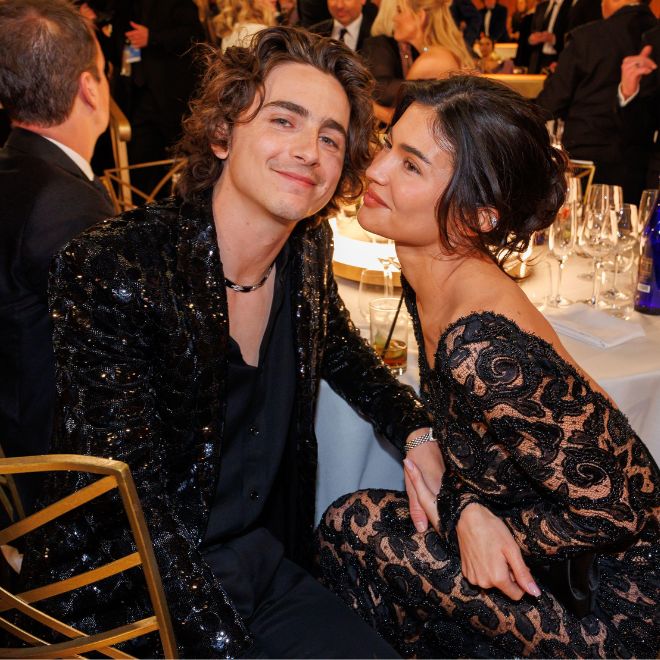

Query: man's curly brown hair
175 27 377 221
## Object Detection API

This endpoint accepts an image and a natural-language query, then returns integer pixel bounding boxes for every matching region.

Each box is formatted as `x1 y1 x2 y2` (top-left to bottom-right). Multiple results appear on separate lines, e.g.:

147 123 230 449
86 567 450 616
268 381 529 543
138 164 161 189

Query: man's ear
79 70 100 111
210 123 231 160
477 207 499 232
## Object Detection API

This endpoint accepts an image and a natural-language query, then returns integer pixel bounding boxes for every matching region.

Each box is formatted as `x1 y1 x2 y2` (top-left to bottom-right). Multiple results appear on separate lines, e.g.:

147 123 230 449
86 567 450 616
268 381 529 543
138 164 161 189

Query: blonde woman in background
394 0 474 80
214 0 276 51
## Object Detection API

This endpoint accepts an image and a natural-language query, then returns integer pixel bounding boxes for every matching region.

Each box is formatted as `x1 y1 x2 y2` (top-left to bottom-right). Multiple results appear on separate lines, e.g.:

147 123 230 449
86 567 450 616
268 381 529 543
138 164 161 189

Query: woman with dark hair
316 75 660 658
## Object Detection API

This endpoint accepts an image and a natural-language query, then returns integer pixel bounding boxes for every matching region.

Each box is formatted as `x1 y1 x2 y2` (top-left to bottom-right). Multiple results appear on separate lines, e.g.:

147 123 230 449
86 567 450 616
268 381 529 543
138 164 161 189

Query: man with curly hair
22 26 436 658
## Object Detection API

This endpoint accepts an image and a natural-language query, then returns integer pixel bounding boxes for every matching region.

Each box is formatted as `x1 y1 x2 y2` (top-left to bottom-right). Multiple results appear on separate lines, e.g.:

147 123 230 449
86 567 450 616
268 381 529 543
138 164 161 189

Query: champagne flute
639 189 659 233
580 198 619 306
548 201 577 306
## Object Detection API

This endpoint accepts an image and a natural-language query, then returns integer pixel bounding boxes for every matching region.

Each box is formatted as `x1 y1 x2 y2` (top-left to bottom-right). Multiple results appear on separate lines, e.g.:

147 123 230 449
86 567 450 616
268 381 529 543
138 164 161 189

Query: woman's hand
404 459 540 601
456 502 541 600
404 440 445 533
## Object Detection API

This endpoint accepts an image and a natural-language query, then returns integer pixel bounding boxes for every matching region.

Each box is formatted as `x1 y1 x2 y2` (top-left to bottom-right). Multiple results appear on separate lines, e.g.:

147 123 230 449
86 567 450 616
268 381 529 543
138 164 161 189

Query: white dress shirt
331 15 363 51
44 136 94 181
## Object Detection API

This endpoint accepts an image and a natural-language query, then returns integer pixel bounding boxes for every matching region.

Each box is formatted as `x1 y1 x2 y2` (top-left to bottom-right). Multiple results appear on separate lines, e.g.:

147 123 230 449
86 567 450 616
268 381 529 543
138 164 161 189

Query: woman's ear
477 207 499 232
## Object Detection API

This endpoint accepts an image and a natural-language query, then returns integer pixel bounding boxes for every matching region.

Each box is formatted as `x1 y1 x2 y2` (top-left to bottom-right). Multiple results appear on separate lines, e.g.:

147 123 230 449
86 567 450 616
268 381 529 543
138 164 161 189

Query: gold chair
105 97 185 214
0 454 177 659
568 159 596 205
102 159 185 214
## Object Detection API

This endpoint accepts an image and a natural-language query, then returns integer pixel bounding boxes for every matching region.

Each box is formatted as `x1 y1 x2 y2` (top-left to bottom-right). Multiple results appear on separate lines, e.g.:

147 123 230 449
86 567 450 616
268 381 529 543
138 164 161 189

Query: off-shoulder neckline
413 307 624 420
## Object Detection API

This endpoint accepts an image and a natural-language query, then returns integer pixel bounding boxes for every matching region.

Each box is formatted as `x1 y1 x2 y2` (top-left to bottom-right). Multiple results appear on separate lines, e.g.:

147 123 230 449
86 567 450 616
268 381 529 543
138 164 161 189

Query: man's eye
273 117 292 127
320 135 339 149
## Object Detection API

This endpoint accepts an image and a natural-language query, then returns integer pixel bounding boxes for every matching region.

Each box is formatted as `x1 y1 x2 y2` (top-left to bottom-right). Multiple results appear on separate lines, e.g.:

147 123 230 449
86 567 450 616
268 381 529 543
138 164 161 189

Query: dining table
314 250 660 521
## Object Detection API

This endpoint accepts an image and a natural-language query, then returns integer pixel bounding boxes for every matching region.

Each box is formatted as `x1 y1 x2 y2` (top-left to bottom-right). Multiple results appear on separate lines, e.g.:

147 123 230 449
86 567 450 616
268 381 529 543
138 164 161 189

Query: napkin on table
545 303 645 349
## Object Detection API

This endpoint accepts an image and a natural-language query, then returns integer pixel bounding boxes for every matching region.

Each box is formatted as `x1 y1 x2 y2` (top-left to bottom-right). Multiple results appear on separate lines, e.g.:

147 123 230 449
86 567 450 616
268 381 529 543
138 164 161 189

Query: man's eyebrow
263 100 347 139
401 143 431 165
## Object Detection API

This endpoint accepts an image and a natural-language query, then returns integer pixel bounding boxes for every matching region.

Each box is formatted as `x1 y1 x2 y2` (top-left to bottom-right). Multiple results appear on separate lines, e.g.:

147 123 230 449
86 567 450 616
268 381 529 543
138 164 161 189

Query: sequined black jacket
20 195 430 658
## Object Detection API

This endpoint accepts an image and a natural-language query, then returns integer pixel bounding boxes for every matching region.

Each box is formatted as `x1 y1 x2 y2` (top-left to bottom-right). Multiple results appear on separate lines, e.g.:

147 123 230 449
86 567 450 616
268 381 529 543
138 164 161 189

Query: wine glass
639 189 659 232
580 189 619 306
547 201 577 307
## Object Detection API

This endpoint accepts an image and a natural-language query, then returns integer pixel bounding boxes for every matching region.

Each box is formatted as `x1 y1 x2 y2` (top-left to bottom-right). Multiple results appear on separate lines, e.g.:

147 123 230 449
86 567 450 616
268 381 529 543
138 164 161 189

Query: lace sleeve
442 316 660 558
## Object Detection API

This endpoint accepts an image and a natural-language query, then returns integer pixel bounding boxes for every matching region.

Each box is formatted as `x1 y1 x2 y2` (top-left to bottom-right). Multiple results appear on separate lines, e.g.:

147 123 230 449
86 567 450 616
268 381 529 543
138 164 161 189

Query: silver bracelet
405 429 434 454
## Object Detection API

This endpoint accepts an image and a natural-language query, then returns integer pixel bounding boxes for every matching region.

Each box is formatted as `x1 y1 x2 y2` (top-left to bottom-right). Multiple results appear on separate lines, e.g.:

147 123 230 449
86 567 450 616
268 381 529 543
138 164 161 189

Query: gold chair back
0 455 177 659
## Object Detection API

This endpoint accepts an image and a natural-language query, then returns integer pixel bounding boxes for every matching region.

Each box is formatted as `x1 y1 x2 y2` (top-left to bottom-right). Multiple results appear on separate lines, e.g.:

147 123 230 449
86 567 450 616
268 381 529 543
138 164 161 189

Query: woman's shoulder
407 47 461 80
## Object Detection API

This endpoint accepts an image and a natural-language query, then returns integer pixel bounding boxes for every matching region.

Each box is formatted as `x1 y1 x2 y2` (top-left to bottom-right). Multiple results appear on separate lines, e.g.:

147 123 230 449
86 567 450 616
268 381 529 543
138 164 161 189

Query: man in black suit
107 0 204 191
479 0 509 43
310 0 377 52
0 0 114 512
527 0 571 72
536 0 657 201
451 0 482 52
619 30 660 189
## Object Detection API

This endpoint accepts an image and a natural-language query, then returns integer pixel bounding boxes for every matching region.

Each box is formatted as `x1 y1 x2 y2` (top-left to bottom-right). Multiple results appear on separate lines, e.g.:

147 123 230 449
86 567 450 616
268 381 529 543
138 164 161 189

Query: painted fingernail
403 458 415 471
527 581 541 597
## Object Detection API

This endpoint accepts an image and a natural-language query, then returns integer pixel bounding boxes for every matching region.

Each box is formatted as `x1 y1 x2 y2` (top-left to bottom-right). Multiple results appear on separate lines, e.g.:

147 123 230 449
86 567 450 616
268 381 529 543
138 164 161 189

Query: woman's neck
397 245 501 340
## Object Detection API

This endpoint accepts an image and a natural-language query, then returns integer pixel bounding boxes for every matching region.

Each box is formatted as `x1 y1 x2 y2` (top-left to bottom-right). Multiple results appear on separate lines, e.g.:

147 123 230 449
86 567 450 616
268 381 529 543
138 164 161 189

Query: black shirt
201 244 296 618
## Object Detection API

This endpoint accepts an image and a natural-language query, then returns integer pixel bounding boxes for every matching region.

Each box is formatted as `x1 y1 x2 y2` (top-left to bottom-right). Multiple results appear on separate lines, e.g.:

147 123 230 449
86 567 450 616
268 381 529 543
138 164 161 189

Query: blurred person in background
476 34 514 71
479 0 509 43
526 0 571 73
105 0 204 193
214 0 276 50
536 0 657 202
310 0 377 52
395 0 474 80
450 0 481 52
0 0 113 514
362 0 408 108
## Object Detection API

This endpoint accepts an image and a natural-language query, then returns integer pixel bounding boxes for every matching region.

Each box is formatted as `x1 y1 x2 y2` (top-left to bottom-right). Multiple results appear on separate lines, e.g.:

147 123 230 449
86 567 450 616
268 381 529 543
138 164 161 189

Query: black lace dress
316 292 660 658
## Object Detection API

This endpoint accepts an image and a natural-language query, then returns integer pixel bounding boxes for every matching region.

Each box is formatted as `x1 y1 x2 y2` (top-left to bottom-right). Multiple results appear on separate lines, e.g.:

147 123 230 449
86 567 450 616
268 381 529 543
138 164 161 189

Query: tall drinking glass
580 188 619 306
548 201 577 306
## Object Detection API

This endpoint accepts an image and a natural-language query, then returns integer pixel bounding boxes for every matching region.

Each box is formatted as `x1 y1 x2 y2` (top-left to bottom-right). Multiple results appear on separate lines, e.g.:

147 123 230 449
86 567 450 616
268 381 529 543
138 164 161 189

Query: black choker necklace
224 261 275 293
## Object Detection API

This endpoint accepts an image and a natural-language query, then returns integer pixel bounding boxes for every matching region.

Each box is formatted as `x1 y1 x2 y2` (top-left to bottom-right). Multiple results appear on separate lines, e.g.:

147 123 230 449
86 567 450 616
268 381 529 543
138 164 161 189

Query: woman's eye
404 159 420 174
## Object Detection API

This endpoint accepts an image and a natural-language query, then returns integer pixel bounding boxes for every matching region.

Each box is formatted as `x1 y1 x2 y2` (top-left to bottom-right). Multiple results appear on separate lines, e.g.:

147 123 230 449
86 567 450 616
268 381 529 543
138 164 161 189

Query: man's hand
403 435 444 532
456 502 541 601
621 45 656 100
126 21 149 49
528 31 555 45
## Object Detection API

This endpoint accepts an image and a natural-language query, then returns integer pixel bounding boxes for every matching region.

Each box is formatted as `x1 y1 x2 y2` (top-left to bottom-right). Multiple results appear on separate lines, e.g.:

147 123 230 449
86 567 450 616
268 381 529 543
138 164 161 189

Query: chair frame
0 455 177 659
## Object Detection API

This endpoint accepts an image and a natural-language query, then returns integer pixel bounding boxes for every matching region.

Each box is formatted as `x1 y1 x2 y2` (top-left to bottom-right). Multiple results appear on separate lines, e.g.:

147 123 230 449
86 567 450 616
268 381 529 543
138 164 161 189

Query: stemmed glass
639 189 659 233
358 257 399 321
548 201 577 306
580 187 619 306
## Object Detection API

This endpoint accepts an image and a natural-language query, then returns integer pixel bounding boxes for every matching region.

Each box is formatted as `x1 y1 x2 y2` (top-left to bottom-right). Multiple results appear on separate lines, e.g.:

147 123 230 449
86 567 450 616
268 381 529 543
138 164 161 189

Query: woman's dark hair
175 27 377 220
392 75 567 268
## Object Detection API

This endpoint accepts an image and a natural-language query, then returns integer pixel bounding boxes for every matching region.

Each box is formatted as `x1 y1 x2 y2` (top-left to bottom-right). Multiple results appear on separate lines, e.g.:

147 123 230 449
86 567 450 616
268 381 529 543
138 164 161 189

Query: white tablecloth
314 256 660 521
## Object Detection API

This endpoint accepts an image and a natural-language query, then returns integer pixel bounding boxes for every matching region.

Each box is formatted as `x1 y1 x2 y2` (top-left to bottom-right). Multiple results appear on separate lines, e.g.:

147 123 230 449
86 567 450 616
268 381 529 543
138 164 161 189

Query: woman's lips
363 188 389 208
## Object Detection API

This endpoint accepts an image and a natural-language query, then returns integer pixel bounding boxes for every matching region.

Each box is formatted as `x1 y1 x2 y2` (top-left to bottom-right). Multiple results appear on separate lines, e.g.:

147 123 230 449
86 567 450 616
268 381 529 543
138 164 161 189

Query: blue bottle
635 196 660 315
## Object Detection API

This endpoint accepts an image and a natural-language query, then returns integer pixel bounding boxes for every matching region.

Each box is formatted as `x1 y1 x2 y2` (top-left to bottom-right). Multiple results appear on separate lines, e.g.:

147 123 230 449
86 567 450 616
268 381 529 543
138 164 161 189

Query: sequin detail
18 194 431 657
